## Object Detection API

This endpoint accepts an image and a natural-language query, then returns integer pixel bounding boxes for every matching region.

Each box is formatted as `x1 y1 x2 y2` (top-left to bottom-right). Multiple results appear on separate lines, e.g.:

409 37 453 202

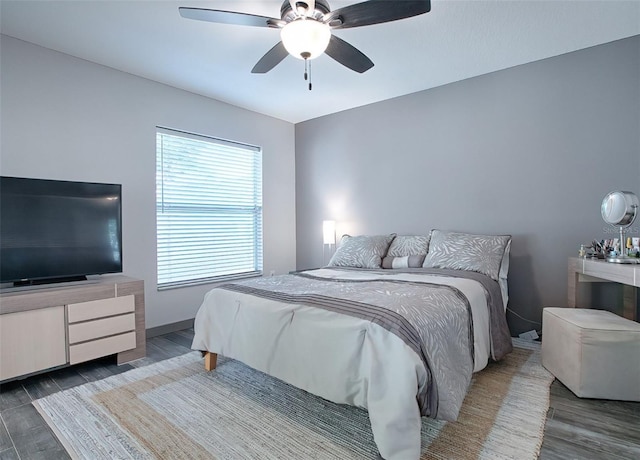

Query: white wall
0 35 297 329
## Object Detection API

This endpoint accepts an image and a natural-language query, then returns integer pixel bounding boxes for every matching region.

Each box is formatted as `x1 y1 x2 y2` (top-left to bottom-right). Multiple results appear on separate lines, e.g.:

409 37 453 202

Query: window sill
157 271 262 291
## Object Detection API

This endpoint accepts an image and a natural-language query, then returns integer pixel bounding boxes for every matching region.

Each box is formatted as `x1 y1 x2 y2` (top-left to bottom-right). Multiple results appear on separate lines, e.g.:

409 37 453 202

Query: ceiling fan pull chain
301 51 312 90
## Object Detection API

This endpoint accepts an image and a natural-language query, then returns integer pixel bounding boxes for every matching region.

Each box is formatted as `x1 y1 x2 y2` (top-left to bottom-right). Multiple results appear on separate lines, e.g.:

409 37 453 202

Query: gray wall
1 36 297 329
295 36 640 335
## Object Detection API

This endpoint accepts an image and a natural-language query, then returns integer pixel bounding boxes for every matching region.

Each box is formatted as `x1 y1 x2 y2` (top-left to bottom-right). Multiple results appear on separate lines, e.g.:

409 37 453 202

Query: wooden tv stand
0 275 145 382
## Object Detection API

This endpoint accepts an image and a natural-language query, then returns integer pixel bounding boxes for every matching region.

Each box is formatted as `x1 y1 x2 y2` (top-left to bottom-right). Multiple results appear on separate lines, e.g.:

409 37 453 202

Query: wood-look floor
1 329 638 459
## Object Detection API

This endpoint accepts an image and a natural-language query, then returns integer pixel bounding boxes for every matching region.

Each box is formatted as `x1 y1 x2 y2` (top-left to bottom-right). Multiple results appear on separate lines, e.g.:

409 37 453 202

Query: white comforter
192 268 492 459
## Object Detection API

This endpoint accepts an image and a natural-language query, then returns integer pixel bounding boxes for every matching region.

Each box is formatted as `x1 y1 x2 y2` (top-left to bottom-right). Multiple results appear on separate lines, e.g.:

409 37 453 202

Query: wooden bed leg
204 352 218 371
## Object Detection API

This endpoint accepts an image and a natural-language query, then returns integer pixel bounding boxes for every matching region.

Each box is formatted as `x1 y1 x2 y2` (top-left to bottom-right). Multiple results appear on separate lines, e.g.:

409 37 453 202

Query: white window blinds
156 127 262 290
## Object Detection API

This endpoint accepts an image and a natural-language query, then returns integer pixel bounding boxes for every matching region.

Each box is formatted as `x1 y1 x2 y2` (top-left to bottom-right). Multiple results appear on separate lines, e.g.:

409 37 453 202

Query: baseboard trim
146 319 194 338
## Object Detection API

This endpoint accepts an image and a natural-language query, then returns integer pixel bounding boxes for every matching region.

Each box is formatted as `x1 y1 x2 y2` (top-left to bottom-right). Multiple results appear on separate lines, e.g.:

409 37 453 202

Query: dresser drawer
69 331 136 365
67 295 135 323
68 313 135 345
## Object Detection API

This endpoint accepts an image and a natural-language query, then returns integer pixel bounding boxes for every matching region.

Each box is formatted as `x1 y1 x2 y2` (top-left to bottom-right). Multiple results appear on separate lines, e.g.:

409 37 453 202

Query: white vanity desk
568 257 639 321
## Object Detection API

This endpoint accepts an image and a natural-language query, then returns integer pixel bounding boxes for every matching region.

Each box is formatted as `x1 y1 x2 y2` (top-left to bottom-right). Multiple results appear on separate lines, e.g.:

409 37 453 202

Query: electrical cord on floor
507 307 542 336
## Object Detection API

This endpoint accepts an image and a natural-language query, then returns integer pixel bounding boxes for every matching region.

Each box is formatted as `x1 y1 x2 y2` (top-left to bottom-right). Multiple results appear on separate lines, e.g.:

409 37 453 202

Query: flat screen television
0 176 122 286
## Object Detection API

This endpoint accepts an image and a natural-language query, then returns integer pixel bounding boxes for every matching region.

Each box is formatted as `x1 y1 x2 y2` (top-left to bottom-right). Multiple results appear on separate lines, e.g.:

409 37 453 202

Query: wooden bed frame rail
204 352 217 371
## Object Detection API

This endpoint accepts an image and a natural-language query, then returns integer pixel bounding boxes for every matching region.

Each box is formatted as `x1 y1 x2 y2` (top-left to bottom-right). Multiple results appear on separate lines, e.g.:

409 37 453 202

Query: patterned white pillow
422 230 511 281
328 234 396 269
387 235 431 257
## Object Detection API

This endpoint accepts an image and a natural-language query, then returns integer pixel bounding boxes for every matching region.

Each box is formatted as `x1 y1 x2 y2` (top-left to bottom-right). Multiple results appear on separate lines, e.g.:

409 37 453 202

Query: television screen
0 176 122 285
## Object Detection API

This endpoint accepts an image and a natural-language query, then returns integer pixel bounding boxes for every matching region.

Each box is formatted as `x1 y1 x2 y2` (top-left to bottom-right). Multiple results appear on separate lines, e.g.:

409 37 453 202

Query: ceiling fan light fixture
280 19 331 60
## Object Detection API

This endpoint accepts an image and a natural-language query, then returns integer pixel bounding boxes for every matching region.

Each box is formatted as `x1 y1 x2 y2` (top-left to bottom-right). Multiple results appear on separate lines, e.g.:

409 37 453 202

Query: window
156 127 262 289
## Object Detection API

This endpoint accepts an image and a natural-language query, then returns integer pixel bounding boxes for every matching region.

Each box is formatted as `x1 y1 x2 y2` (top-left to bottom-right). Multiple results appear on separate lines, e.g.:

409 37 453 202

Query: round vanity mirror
602 191 639 226
601 191 639 263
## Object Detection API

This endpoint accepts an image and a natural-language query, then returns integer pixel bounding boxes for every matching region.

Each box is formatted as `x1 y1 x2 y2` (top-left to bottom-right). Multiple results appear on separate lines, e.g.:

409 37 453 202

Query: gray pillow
422 230 511 281
387 235 430 257
328 234 396 269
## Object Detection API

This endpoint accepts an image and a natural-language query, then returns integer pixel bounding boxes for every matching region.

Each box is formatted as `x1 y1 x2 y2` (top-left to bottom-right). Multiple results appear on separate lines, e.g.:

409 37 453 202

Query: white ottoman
541 307 640 401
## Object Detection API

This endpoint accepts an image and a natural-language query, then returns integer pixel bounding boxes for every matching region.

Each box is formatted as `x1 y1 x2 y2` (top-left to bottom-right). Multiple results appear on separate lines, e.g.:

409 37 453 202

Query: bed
191 230 513 459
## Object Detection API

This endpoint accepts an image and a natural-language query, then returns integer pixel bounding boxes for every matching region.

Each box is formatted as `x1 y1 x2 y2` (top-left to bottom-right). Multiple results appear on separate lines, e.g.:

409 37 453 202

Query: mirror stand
607 224 640 264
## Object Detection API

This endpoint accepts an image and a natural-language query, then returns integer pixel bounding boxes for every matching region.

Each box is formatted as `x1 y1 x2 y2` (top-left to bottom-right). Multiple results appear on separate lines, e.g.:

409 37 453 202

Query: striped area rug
33 340 553 459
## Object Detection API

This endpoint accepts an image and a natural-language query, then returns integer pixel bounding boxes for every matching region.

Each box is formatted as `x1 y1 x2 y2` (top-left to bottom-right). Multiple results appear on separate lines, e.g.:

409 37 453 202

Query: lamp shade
280 19 331 60
322 220 336 245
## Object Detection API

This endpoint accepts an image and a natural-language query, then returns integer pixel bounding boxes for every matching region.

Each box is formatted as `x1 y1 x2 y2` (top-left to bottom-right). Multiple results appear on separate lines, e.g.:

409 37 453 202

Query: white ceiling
1 1 639 123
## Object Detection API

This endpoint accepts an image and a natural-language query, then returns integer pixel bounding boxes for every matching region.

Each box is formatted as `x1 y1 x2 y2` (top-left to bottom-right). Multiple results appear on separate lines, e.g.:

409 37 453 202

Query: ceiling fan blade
324 35 374 73
324 0 431 29
252 42 289 73
179 7 282 28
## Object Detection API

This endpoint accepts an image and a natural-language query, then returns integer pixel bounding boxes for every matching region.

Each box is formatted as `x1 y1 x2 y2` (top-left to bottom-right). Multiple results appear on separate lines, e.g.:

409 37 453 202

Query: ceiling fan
179 0 431 89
